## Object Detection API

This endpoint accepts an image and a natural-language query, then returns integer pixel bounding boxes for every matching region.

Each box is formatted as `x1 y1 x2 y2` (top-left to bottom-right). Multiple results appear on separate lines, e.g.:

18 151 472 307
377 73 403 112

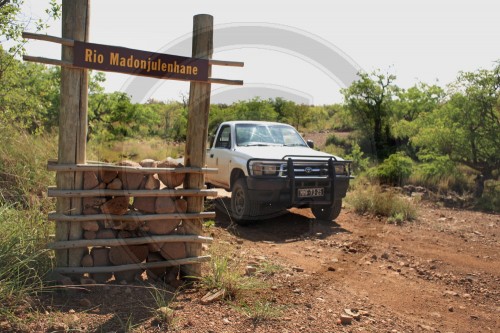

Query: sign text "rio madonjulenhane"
73 41 209 82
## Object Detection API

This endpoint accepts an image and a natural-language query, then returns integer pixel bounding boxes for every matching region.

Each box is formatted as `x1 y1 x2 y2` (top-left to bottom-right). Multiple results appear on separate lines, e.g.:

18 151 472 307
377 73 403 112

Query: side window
215 125 232 149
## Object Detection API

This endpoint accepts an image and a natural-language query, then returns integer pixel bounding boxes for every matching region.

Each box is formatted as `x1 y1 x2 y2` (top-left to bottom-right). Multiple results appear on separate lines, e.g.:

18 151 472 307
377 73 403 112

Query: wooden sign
73 41 209 82
22 8 242 279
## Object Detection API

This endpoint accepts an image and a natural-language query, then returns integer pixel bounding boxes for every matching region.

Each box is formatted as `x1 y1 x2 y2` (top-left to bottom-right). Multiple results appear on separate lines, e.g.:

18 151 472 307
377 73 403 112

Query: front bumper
246 175 351 206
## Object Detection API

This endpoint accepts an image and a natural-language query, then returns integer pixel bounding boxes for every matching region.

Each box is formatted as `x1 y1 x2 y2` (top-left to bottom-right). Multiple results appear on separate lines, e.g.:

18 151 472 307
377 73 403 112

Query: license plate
298 187 324 198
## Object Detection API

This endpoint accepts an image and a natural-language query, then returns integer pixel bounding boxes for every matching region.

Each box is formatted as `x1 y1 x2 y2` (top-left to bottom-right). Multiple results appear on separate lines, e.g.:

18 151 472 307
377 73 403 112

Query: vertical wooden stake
181 14 213 277
55 0 90 270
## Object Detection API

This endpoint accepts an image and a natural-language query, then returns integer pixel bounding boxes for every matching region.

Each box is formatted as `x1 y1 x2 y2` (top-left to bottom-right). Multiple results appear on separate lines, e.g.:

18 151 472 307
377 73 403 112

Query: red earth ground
6 192 498 333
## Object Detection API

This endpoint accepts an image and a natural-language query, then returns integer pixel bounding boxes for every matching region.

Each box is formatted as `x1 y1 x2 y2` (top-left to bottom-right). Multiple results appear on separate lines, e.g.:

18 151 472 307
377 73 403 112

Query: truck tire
311 200 342 221
231 178 260 224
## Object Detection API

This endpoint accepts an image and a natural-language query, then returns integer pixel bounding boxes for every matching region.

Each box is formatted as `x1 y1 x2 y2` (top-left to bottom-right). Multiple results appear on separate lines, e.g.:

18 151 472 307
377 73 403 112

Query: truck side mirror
307 140 314 149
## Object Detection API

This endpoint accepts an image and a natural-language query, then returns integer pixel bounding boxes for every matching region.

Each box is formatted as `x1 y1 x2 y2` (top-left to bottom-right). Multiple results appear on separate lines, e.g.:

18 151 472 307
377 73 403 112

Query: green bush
475 180 500 213
345 143 370 175
368 152 413 186
409 155 472 194
325 134 351 149
323 144 346 158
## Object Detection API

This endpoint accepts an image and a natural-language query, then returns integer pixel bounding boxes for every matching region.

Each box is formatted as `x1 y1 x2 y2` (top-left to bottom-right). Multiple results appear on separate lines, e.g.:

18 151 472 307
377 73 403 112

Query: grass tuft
234 300 283 325
346 184 418 222
199 243 266 300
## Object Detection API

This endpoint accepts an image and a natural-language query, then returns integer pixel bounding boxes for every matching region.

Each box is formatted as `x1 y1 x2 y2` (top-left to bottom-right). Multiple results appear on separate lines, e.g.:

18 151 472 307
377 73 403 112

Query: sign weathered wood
56 0 89 271
181 14 214 277
73 41 209 82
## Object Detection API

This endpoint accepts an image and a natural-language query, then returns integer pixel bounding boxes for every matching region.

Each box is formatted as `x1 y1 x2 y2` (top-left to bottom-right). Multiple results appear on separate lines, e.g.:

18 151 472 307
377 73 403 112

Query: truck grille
280 161 330 178
247 157 350 178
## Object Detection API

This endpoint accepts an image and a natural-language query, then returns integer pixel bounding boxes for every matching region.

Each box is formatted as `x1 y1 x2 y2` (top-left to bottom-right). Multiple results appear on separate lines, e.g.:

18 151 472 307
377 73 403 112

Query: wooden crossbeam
22 32 75 46
52 255 211 274
48 187 218 198
48 211 216 222
47 235 213 250
47 162 217 174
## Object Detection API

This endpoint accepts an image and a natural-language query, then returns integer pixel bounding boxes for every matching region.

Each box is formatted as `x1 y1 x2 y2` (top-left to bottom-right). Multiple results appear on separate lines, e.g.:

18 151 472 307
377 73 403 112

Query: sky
19 0 500 105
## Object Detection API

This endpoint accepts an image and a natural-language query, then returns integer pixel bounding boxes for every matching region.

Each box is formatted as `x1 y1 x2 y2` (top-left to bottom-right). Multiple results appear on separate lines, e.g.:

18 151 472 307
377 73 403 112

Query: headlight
334 163 350 176
334 164 345 175
249 161 283 176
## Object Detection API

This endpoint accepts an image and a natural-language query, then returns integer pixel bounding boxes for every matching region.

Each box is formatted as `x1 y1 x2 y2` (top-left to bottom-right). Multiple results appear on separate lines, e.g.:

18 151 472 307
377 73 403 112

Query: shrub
323 144 345 157
368 152 413 186
325 134 351 149
475 180 500 213
409 155 472 194
345 143 370 175
346 184 417 222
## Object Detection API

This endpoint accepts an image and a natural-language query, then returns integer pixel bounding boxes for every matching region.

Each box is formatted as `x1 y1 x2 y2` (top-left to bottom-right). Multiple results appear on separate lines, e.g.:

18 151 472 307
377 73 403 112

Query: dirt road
19 196 499 333
191 199 498 333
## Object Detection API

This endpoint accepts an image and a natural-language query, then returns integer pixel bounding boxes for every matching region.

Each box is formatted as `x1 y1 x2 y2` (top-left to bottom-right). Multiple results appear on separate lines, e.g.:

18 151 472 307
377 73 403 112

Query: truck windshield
235 124 307 147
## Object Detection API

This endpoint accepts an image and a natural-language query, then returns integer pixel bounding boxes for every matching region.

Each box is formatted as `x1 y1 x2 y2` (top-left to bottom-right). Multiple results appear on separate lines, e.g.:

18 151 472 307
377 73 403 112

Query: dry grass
87 137 185 163
199 242 266 300
0 128 55 323
346 183 418 222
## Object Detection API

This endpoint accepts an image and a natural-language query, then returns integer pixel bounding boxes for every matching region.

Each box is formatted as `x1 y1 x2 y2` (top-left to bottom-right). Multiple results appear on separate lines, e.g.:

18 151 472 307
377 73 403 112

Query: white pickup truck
205 121 352 224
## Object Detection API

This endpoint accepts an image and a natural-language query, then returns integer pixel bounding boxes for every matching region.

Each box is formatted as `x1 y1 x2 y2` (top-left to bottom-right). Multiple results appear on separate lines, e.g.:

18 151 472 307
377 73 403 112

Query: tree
0 48 60 133
269 97 287 120
234 97 278 121
341 71 399 160
0 1 61 133
409 62 500 197
0 0 61 55
281 102 311 132
394 83 445 122
392 83 445 158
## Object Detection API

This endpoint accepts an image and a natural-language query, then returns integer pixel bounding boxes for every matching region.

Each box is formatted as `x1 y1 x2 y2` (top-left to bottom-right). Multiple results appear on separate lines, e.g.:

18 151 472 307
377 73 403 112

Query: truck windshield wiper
241 143 283 147
283 144 306 147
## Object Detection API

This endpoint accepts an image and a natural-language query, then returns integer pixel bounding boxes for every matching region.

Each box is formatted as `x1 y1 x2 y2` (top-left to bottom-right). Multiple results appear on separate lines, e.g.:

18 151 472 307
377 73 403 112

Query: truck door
206 124 232 188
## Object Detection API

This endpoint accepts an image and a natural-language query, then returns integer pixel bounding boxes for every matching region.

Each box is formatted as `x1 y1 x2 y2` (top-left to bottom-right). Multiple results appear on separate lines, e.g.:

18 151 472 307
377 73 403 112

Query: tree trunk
373 117 383 160
474 174 485 198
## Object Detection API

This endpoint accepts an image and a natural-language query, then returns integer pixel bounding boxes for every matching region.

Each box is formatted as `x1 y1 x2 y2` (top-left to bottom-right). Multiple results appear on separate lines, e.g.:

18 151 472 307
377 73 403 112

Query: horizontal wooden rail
48 212 216 222
22 32 75 46
47 162 217 174
48 187 218 198
209 59 244 67
52 256 211 274
47 235 213 250
23 55 74 68
208 78 244 85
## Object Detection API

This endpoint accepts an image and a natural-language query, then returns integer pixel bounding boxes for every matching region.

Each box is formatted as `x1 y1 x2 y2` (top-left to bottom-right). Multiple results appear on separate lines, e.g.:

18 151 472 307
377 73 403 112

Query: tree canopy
341 71 399 160
409 62 500 186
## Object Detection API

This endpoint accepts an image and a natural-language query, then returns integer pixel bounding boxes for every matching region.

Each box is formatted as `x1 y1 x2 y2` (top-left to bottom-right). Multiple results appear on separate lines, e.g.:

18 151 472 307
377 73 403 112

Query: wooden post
181 14 213 277
55 0 90 270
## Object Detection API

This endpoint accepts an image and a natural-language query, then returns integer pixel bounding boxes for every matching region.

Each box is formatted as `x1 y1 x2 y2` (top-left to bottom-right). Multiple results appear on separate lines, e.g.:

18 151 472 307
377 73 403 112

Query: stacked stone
79 158 189 283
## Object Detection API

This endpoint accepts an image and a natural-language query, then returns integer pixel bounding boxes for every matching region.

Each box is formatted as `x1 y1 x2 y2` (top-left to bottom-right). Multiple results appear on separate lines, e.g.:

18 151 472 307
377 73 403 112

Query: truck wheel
231 178 258 224
311 200 342 221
